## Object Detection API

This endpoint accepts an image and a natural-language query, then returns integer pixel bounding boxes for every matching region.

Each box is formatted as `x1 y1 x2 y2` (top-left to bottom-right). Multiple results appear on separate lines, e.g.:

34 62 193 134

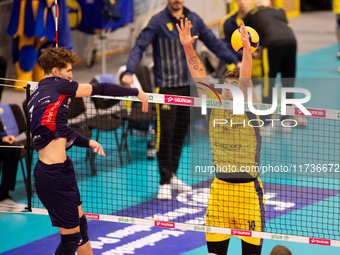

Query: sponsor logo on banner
164 95 194 106
117 217 135 224
337 112 340 119
309 238 331 246
295 108 326 118
271 234 289 241
118 217 130 223
85 213 99 220
231 229 252 237
154 221 175 228
194 226 205 231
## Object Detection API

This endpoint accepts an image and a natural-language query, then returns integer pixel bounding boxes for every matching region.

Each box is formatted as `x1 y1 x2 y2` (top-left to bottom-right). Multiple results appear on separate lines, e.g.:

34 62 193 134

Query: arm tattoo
188 56 205 72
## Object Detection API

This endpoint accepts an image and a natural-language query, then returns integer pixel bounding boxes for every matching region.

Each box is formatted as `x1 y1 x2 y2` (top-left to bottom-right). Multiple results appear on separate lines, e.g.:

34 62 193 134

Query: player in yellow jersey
177 19 265 255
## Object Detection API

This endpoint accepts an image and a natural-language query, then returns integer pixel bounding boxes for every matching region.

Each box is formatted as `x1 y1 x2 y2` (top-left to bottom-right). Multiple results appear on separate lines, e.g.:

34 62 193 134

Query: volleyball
231 26 259 54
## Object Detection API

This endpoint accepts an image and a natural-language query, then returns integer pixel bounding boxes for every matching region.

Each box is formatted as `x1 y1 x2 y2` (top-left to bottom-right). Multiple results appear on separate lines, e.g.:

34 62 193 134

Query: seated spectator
0 121 26 212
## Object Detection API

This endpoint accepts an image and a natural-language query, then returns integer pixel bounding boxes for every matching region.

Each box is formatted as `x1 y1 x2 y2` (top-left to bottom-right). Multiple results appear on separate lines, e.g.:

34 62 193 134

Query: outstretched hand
240 20 251 52
89 139 106 156
176 18 198 48
137 90 149 112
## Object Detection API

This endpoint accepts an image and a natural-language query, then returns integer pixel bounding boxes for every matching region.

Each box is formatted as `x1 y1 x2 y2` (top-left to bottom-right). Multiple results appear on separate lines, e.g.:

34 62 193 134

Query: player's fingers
191 36 198 43
176 23 180 32
187 20 191 31
180 18 184 30
99 147 106 156
143 101 149 112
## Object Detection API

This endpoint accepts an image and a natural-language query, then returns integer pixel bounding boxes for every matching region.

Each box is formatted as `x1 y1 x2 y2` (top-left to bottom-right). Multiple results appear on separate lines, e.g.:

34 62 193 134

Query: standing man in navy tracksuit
122 0 240 200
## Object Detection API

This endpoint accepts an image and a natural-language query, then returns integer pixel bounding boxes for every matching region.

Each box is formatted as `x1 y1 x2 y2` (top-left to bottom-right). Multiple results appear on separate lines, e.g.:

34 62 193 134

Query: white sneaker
292 116 308 127
157 184 172 200
261 125 273 137
272 118 292 133
0 198 27 212
276 125 292 133
171 175 192 192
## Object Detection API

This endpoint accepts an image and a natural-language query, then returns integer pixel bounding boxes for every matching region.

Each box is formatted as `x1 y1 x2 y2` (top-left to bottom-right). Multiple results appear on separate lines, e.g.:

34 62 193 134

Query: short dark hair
269 245 292 255
222 68 240 79
39 46 79 74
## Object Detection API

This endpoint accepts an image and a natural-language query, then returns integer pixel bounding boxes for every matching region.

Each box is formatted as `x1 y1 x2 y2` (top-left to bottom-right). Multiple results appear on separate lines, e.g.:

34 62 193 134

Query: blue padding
6 0 21 36
24 0 35 38
35 0 47 39
18 46 37 72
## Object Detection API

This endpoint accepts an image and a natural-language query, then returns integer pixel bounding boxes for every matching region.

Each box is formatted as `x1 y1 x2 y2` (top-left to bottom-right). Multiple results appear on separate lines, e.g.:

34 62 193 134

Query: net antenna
55 0 58 48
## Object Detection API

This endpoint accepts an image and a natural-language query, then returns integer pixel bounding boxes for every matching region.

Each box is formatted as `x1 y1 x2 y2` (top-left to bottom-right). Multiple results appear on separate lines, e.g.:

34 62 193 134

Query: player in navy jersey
28 46 148 255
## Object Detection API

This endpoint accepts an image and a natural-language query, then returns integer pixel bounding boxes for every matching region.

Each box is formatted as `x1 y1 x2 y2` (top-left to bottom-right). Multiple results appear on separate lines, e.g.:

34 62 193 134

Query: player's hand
176 18 198 48
122 74 133 87
240 20 251 52
137 89 149 112
89 139 106 156
2 135 17 144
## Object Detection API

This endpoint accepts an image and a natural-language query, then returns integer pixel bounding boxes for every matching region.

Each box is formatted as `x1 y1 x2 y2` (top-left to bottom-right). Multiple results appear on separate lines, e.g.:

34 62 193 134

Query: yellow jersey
209 108 262 180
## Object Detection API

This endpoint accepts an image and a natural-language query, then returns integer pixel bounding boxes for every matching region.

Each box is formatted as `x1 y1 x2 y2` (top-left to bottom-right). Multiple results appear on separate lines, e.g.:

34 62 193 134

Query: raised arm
239 20 258 103
176 18 210 97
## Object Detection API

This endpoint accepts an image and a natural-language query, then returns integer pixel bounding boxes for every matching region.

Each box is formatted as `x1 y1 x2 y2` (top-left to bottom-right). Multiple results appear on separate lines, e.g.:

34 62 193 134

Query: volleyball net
1 78 340 247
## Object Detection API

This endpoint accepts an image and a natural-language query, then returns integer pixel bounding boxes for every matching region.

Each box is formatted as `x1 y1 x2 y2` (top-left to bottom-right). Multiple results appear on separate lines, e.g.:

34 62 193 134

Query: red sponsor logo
154 221 175 228
295 108 326 118
84 213 100 220
309 238 330 246
164 95 194 106
231 229 252 237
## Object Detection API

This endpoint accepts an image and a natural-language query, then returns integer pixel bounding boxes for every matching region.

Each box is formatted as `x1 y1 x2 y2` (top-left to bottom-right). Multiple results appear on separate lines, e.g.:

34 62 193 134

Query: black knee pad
79 215 89 245
55 232 82 255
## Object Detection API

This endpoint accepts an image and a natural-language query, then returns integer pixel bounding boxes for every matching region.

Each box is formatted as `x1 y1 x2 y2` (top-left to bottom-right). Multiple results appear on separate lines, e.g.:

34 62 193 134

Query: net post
55 0 58 48
25 83 32 212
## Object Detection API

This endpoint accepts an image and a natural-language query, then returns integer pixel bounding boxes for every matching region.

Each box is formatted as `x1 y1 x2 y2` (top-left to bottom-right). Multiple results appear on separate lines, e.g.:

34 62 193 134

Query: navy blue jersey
220 12 242 63
126 6 239 88
28 77 83 150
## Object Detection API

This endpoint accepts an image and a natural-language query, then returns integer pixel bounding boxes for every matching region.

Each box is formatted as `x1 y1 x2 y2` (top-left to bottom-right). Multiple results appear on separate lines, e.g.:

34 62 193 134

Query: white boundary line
19 208 340 247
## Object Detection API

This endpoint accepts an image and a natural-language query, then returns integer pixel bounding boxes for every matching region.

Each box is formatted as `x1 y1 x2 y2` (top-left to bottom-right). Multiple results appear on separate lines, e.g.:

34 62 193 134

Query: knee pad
55 232 82 255
79 215 89 245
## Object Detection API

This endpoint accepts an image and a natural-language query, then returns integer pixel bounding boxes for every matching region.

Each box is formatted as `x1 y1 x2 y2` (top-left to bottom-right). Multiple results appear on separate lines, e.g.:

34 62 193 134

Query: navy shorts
34 157 82 229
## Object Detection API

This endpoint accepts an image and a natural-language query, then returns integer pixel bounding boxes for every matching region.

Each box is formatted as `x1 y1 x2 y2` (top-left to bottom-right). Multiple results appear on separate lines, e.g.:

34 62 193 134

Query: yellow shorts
206 178 265 245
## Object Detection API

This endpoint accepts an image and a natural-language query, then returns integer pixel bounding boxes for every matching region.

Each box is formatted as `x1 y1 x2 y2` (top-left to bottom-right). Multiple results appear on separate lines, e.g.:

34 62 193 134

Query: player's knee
79 214 89 245
55 232 82 255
